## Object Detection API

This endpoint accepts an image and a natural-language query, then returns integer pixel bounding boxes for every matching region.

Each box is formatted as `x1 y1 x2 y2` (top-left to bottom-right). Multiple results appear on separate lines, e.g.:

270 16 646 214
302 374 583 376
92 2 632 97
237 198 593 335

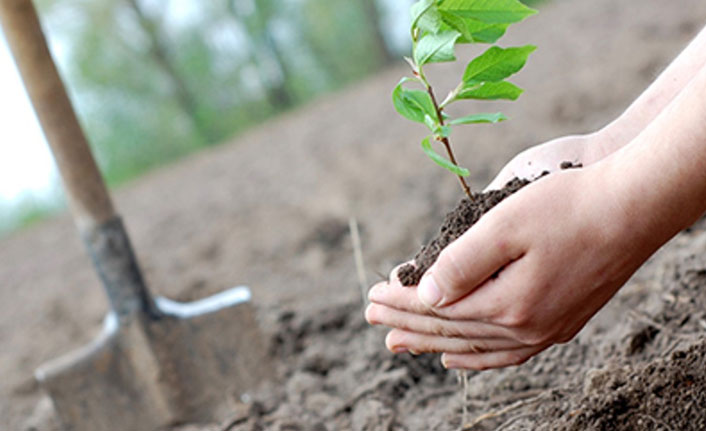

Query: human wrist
599 137 706 256
583 121 634 164
600 155 666 249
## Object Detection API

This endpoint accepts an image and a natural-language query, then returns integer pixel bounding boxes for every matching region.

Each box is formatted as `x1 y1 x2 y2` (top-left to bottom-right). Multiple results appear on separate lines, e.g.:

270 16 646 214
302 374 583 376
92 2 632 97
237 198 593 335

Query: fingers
368 277 505 322
365 303 514 339
441 344 550 370
368 280 437 316
384 329 528 354
418 214 525 308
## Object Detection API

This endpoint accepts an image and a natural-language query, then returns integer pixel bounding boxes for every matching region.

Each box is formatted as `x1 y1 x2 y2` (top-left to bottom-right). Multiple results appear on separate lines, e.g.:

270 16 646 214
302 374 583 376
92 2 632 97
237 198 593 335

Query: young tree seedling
393 0 537 199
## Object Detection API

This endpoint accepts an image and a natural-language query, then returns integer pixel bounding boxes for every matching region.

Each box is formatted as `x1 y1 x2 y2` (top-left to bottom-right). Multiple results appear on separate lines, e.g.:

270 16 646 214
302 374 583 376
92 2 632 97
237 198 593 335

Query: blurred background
0 0 546 237
2 0 409 234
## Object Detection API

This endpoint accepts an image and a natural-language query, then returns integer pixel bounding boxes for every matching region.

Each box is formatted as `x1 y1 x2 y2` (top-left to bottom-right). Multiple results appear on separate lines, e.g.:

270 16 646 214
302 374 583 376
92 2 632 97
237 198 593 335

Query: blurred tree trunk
360 0 394 65
125 0 215 144
228 0 294 111
298 28 345 88
261 30 293 109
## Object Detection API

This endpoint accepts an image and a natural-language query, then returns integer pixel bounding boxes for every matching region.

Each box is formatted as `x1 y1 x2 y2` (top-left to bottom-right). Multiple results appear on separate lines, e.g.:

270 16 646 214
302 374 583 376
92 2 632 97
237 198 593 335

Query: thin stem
425 83 473 199
439 82 463 109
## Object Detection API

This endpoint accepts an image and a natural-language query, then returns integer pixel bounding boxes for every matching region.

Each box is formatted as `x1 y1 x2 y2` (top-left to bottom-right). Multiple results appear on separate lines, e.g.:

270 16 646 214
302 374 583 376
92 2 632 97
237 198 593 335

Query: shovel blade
35 286 271 431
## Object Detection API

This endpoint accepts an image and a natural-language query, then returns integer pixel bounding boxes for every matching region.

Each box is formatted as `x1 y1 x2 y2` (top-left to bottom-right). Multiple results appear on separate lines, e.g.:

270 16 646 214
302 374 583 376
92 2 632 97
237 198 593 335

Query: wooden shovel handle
0 0 115 230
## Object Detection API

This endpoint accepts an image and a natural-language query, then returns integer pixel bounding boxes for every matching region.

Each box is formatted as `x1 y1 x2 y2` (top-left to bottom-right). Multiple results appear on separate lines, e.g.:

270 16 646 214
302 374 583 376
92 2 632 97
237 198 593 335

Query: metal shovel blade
35 287 270 431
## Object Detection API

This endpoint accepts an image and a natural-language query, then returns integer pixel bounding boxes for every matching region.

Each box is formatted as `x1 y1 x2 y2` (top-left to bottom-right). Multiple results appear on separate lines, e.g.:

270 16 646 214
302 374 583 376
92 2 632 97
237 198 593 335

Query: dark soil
398 178 531 286
400 162 581 287
521 252 706 431
566 342 706 431
205 236 706 431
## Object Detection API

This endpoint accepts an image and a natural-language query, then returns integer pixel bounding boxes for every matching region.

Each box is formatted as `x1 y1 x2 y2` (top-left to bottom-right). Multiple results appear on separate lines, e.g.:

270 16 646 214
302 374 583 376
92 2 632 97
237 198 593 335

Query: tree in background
3 0 548 236
124 0 215 144
228 0 294 110
360 0 395 65
33 0 401 187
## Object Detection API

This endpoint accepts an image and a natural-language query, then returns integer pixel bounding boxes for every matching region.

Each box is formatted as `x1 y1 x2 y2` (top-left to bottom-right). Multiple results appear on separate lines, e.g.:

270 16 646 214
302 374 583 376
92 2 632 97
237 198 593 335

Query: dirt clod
398 177 531 286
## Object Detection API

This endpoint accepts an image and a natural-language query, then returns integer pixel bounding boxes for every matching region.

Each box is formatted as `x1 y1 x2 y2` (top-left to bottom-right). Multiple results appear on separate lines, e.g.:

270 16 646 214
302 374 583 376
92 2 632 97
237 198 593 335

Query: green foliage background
0 0 546 235
35 0 401 186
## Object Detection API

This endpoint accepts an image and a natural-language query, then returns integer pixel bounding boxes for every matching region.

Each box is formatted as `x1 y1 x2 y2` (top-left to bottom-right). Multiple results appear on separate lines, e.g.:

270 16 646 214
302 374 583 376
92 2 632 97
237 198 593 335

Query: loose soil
399 163 580 287
398 177 531 286
3 0 706 430
172 233 706 431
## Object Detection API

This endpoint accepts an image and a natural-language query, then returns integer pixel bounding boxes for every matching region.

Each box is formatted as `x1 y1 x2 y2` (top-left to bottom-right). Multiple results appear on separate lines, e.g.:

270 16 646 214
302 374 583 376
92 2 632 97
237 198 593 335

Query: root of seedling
494 413 537 431
627 310 699 341
458 370 470 430
461 392 548 430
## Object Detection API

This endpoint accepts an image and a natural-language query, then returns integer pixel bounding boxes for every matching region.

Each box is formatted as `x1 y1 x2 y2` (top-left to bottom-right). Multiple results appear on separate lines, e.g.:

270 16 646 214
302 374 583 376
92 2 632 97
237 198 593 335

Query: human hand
485 132 613 191
366 161 665 370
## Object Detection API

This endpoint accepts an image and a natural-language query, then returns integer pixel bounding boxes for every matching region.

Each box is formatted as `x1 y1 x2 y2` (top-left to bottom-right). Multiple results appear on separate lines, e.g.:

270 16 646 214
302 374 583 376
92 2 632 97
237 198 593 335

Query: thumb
417 215 522 308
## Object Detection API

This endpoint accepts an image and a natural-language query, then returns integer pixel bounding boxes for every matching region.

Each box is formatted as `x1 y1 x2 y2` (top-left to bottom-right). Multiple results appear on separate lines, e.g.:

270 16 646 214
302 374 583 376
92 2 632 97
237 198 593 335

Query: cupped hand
366 161 660 370
485 132 610 191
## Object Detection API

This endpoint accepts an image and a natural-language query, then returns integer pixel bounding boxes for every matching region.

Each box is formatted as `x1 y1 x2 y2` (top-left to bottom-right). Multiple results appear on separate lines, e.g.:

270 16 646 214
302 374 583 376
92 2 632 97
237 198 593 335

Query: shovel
0 1 271 430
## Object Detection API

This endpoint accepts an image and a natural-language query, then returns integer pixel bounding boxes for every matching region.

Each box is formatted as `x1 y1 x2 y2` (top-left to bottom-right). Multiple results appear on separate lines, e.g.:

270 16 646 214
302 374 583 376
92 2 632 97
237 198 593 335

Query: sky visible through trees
0 0 541 235
0 0 413 234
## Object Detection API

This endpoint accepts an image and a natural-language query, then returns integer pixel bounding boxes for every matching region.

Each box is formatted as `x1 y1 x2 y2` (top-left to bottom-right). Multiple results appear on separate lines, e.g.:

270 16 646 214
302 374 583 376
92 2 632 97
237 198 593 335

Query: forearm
591 24 706 160
604 62 706 249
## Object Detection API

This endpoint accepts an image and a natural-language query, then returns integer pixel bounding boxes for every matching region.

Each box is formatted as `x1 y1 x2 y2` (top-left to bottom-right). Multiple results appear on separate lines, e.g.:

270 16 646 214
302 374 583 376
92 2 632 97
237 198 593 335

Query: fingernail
441 355 452 369
392 346 409 354
368 284 383 302
363 304 375 324
418 275 442 307
442 359 460 369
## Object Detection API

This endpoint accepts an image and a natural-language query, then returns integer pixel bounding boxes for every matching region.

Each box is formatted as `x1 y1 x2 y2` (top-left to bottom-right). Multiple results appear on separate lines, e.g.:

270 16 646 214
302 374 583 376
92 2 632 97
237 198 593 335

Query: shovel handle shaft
0 0 114 230
0 1 158 319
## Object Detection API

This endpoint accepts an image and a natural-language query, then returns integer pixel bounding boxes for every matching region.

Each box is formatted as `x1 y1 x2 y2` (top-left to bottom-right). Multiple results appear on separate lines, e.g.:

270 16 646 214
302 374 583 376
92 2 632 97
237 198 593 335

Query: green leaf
414 30 461 66
440 12 508 44
457 80 524 100
439 11 473 42
439 0 537 24
392 78 437 123
424 115 439 132
448 112 507 125
423 114 452 138
462 45 536 83
423 114 438 131
439 125 452 138
421 136 470 176
411 0 442 34
470 23 509 43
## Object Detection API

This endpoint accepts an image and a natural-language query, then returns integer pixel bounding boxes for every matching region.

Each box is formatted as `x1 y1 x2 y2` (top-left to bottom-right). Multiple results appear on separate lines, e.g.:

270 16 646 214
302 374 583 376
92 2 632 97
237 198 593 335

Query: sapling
393 0 537 199
393 1 538 428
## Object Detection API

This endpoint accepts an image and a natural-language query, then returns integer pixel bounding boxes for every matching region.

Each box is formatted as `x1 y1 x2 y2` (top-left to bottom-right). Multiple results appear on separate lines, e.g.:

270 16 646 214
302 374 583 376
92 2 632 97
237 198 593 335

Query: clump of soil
398 177 531 286
399 163 581 287
565 342 706 431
